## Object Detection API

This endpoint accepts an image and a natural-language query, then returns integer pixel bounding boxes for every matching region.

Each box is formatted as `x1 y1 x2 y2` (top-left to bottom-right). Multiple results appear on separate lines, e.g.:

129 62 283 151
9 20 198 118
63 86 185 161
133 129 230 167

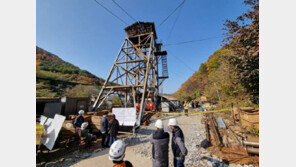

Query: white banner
112 107 136 126
41 114 65 150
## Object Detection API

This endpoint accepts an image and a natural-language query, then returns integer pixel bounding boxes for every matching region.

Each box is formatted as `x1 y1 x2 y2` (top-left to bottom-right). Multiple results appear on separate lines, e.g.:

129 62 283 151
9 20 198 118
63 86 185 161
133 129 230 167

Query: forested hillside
174 0 259 107
36 47 104 97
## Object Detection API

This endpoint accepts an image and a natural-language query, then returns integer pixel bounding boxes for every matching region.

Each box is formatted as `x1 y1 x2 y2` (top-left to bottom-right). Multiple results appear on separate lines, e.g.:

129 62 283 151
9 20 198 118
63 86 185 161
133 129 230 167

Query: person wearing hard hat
109 140 133 167
74 110 85 141
150 119 170 167
168 118 188 167
80 122 97 145
74 110 85 129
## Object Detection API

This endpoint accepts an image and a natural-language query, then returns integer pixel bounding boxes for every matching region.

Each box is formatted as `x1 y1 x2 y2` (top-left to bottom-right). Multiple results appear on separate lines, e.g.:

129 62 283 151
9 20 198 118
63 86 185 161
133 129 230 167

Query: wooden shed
63 97 90 116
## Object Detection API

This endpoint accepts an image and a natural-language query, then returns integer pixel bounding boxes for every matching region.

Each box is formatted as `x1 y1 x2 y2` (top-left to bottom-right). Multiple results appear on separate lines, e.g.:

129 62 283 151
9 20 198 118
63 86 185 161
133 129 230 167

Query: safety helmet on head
81 122 88 130
109 140 126 161
155 119 163 129
78 110 85 115
168 118 178 126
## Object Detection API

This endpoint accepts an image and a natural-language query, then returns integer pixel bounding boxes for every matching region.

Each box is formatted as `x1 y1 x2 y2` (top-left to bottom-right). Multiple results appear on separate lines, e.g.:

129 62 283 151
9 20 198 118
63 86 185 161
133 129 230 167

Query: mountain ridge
36 46 104 97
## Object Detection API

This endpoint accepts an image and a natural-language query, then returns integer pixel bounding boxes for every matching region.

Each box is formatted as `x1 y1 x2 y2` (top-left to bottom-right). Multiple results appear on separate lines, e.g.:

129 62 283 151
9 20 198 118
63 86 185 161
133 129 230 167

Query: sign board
41 114 65 150
112 107 137 126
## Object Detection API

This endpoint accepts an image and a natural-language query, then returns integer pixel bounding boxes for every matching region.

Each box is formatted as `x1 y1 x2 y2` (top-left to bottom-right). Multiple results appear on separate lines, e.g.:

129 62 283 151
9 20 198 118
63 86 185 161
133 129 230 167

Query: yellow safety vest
36 125 45 145
184 103 189 110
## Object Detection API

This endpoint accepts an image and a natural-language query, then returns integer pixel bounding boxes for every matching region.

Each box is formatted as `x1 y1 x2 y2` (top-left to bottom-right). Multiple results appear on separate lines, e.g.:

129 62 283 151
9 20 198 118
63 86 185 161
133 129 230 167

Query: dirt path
72 143 152 167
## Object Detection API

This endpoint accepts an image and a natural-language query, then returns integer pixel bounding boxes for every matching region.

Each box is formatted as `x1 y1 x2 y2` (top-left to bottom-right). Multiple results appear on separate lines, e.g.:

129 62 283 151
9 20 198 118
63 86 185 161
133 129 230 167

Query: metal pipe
246 147 259 154
243 141 259 147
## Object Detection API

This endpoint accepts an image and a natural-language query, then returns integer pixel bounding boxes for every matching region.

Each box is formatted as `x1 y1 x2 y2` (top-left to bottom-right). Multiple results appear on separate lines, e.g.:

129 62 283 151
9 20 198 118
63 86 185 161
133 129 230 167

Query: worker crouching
80 122 97 145
109 140 133 167
150 119 170 167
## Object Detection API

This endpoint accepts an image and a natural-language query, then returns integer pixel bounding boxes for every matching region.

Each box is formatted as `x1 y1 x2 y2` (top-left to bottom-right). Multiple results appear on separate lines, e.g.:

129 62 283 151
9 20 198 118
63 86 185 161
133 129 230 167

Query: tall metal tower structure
92 22 168 125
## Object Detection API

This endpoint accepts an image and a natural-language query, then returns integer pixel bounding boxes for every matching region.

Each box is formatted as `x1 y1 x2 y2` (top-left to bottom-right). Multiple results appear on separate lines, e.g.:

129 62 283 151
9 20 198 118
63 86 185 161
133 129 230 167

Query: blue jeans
174 158 185 167
109 136 117 146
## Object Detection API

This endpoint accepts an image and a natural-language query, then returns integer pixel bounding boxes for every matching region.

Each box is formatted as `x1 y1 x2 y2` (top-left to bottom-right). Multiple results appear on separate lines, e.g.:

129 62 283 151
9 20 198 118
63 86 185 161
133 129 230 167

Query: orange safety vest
113 161 133 167
113 162 126 167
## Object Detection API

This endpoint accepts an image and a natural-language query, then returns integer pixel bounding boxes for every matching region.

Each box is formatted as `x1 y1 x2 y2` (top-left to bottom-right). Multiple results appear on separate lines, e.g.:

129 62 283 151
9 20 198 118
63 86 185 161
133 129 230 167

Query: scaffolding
92 22 168 125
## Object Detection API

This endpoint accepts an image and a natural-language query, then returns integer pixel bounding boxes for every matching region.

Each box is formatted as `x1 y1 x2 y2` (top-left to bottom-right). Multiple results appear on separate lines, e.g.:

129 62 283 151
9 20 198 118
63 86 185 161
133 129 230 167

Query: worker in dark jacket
168 118 187 167
109 114 119 146
73 110 85 141
74 110 85 128
150 119 169 167
100 112 109 148
81 122 97 145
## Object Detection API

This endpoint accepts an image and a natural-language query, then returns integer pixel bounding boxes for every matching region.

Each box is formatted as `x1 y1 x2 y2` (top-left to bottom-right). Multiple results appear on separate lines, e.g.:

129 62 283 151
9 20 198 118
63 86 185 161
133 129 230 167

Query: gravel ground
42 113 258 167
130 114 256 167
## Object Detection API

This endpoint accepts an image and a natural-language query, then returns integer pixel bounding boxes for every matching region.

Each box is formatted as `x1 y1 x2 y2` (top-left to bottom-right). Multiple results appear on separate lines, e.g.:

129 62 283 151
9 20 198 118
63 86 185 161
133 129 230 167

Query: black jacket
172 126 187 158
100 116 109 133
150 129 169 167
73 115 84 128
109 119 119 136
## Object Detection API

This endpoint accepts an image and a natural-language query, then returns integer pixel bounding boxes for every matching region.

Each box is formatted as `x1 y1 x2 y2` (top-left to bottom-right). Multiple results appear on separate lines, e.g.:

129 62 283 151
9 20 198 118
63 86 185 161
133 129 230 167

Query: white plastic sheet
40 115 53 126
41 114 65 150
112 107 137 126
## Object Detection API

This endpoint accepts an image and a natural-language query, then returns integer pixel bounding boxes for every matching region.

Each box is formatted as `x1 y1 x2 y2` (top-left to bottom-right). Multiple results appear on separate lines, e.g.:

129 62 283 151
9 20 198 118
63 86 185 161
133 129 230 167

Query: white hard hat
168 118 178 126
81 122 88 130
109 140 126 161
155 119 163 129
78 110 85 115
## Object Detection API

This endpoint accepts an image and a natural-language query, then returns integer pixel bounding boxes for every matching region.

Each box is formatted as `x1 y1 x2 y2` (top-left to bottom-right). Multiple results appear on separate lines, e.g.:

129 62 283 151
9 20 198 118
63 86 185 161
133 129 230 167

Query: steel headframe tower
92 22 168 125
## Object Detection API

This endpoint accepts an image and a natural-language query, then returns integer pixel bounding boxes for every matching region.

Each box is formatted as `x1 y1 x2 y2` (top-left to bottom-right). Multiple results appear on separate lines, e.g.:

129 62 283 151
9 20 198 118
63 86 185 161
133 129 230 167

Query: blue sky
37 0 249 94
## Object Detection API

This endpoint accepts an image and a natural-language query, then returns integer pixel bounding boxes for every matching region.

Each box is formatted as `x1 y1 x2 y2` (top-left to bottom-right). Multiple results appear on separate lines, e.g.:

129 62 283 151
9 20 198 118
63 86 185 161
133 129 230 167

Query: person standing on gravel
109 114 119 146
100 112 109 148
168 118 188 167
150 119 170 167
184 101 189 116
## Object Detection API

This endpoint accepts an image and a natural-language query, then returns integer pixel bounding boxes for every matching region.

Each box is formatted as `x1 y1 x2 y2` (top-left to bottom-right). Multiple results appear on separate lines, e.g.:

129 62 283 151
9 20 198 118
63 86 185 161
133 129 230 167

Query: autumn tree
64 85 99 97
223 0 259 103
112 95 123 106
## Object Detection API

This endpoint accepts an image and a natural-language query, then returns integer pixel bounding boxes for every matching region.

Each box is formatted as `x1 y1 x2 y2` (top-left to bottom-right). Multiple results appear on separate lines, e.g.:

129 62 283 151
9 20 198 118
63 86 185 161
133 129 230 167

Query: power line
166 1 185 42
110 0 146 33
93 0 128 25
164 36 224 46
111 0 137 22
158 0 186 28
169 53 195 72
